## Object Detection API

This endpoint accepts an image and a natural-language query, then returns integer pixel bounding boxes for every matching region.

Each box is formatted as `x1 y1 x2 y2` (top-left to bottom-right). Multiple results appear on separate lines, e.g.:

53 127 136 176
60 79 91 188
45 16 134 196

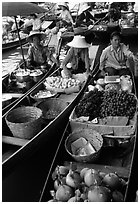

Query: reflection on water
2 48 28 77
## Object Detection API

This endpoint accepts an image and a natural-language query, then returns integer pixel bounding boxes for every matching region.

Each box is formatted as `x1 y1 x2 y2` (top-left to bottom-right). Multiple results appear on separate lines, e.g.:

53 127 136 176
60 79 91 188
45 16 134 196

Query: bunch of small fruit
47 164 127 202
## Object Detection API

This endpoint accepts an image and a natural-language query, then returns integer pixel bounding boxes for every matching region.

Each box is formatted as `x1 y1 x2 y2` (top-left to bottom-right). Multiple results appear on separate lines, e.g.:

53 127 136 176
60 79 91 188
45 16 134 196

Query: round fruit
80 168 89 180
102 172 120 190
88 185 111 202
66 170 82 188
84 169 101 187
55 185 74 201
112 190 124 202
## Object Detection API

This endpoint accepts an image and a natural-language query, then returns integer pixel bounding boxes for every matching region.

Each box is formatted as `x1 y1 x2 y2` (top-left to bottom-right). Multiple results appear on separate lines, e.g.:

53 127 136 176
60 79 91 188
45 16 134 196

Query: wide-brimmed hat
78 4 90 15
67 35 90 48
58 2 69 10
28 31 46 42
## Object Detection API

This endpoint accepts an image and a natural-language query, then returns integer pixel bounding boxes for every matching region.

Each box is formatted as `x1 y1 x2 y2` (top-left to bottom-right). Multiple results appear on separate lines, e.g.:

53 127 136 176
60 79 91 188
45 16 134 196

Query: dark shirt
76 11 96 27
27 45 49 67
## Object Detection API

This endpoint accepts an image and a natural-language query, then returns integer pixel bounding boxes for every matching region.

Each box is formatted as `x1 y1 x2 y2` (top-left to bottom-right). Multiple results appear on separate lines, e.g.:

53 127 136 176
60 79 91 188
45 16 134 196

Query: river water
2 46 28 77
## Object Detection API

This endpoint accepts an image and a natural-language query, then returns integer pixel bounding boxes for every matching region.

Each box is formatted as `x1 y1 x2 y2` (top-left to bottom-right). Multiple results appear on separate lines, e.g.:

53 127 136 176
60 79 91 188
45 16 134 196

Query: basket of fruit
44 76 81 94
30 69 43 82
30 89 57 102
5 106 43 139
15 69 30 83
69 89 137 136
65 128 103 163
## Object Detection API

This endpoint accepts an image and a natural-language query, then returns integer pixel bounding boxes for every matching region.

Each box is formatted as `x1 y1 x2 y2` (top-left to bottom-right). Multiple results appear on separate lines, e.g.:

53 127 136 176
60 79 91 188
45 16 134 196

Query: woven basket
36 98 68 120
65 128 103 163
5 106 43 139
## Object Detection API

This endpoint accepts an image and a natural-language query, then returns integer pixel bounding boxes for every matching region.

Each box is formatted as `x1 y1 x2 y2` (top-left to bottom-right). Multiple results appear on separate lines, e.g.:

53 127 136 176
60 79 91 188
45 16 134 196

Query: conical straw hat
58 2 69 10
28 31 46 42
78 4 90 15
67 35 90 48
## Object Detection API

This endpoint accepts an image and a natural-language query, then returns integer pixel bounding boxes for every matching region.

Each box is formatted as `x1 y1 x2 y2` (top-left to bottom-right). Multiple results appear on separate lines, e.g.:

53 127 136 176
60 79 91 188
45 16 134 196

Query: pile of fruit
44 76 81 90
75 89 137 121
48 165 127 202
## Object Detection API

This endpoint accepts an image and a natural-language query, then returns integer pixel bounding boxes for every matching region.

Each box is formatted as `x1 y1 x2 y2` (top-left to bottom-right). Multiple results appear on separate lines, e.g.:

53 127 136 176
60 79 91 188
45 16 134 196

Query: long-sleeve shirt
62 47 90 71
99 43 134 70
59 10 73 24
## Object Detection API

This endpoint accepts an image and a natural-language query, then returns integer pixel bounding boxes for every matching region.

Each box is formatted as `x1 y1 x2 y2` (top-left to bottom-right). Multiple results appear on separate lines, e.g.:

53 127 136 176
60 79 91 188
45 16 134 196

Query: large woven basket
5 106 43 139
65 128 103 163
36 98 68 120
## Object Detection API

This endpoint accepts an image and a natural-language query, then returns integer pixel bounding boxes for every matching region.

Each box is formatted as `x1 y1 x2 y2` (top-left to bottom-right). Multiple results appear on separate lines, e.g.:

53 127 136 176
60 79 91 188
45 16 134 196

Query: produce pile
44 76 81 90
33 90 56 99
48 165 127 202
75 89 137 121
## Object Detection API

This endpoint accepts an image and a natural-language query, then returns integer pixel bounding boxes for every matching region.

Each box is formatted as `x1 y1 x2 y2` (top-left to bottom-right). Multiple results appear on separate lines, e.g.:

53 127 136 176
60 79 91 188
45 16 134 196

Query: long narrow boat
38 67 138 202
2 38 102 202
2 35 100 175
2 37 27 52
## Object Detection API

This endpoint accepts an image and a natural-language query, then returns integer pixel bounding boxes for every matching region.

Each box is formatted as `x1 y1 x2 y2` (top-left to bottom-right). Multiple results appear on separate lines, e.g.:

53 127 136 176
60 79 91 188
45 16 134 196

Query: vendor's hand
63 68 72 78
100 70 106 77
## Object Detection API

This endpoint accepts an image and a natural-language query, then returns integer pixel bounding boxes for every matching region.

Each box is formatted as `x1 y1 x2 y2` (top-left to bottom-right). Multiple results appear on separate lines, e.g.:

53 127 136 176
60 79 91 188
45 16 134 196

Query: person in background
76 3 97 27
61 35 91 78
99 31 136 76
26 31 57 69
57 2 74 28
29 13 41 31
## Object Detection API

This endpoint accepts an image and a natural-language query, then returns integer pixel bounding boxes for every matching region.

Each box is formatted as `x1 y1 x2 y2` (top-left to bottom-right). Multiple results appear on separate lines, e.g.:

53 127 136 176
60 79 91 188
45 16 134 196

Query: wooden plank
64 161 130 178
2 135 29 147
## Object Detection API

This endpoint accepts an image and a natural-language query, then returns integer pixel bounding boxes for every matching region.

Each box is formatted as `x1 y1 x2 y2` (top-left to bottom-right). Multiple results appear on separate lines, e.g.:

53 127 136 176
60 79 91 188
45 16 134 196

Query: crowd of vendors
2 2 138 78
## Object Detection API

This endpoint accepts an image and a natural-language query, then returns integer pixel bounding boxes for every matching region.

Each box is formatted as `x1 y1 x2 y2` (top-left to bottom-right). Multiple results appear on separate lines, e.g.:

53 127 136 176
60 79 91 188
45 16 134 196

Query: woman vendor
26 31 57 70
76 3 96 27
57 2 74 28
61 35 91 78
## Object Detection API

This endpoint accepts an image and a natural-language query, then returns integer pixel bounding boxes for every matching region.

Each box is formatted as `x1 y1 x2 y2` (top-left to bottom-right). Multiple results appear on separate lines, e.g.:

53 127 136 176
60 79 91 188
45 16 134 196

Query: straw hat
28 31 46 42
78 4 90 15
67 35 90 48
58 2 69 10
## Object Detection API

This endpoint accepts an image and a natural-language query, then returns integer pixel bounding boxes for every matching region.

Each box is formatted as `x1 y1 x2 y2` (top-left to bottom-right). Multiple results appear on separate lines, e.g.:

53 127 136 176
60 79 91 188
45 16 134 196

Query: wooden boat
2 35 100 180
2 37 27 52
2 34 137 201
2 31 62 116
38 68 138 202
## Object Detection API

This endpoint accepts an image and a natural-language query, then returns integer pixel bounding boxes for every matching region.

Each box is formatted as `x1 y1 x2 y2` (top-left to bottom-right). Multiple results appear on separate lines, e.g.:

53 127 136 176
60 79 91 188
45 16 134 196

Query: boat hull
2 38 27 52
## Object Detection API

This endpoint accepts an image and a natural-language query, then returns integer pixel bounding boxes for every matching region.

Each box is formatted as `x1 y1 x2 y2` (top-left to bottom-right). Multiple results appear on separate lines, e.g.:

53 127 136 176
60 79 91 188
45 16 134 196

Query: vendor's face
111 35 120 49
32 36 40 45
75 48 82 54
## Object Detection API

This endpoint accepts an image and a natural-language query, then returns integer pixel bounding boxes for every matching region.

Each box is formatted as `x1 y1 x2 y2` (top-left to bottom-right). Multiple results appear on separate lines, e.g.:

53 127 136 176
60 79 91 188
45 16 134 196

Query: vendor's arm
122 43 135 60
26 46 33 67
99 49 107 71
84 48 91 75
61 48 73 77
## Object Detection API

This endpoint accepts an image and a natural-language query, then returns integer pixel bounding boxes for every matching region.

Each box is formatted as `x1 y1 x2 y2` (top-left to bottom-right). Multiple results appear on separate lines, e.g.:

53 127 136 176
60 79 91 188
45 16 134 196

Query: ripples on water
2 48 28 77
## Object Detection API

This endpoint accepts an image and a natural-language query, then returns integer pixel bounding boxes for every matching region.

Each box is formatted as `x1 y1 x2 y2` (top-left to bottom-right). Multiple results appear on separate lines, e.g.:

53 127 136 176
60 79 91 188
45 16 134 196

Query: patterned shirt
27 45 49 66
99 43 134 70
